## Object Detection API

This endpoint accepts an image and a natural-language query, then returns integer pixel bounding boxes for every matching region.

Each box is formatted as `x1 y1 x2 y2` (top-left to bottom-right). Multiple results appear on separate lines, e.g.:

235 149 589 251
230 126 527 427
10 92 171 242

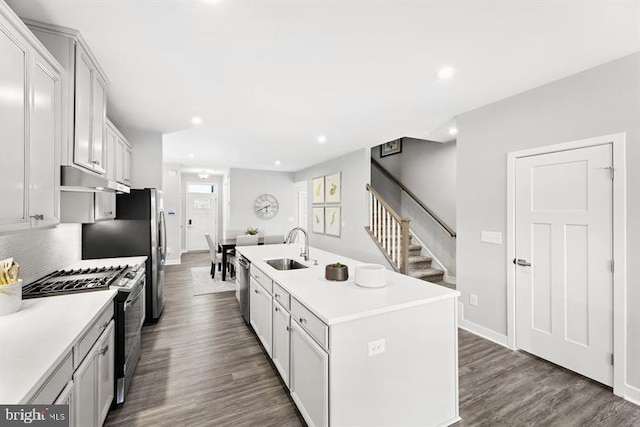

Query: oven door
124 279 145 361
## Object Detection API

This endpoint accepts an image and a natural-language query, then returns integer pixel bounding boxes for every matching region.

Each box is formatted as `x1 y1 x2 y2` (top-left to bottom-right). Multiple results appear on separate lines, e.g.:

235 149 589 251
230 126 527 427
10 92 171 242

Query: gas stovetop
23 266 127 299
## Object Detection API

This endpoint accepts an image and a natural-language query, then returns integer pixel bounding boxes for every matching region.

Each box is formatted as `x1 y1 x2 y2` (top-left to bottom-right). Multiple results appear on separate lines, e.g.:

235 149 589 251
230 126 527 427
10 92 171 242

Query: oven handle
124 281 145 311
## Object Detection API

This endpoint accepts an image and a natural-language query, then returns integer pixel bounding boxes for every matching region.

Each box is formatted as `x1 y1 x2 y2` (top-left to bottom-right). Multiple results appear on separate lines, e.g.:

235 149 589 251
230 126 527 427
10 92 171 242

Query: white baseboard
458 302 509 348
624 383 640 406
181 249 187 254
444 273 456 284
165 259 181 266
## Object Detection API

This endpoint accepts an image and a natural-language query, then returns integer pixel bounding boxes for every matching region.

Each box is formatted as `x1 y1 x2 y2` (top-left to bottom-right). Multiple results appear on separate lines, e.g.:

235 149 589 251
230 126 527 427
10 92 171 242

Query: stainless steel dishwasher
236 255 251 323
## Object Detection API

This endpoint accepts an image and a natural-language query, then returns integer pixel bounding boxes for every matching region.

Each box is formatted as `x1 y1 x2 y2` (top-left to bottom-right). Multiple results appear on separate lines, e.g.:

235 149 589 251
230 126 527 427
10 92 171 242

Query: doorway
186 183 218 251
506 133 627 394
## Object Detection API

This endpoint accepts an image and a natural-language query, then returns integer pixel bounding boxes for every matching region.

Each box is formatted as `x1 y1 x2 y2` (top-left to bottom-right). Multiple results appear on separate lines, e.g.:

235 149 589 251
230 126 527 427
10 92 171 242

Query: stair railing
366 184 410 274
371 157 456 239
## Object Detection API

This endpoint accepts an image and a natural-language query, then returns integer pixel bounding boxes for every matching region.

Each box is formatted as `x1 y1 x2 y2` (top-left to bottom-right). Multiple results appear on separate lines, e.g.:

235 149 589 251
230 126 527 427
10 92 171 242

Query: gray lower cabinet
249 278 273 357
290 320 329 427
73 321 114 427
272 300 291 387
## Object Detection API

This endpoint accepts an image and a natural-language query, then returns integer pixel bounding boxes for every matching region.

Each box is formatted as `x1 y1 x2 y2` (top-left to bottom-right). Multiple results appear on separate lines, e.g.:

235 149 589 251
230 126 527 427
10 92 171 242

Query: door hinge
610 353 614 365
610 260 615 273
605 167 615 180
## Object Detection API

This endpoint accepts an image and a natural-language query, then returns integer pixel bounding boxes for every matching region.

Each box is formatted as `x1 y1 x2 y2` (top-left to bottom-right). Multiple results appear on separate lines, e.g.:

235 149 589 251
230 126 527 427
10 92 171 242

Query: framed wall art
380 139 402 157
312 207 325 234
324 206 341 237
312 177 325 204
324 172 341 203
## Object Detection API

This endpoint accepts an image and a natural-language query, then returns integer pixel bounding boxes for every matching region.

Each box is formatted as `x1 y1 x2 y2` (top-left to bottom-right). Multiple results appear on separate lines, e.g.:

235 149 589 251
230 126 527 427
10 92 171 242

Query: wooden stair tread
408 255 432 264
408 268 444 278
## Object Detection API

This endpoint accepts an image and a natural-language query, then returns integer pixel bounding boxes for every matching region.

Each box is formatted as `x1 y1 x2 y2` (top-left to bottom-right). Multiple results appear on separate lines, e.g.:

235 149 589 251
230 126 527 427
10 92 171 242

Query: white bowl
354 264 387 288
0 279 22 316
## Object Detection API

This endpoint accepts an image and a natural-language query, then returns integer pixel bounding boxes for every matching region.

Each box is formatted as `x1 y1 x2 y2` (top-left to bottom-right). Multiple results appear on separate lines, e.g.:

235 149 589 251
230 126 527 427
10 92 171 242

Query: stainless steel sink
264 258 308 271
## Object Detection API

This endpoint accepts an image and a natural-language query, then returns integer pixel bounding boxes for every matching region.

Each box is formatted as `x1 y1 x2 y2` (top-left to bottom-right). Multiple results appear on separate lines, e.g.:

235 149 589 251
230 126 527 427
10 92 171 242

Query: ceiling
8 1 640 172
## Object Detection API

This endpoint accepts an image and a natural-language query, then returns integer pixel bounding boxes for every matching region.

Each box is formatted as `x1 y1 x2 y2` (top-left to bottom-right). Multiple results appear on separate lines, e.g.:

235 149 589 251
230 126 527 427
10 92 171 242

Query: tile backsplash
0 224 82 285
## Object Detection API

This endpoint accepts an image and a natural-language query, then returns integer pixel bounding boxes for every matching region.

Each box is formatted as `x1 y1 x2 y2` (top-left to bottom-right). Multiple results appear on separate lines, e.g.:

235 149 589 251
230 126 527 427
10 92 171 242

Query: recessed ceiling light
437 67 456 80
274 160 281 165
317 135 327 144
188 153 195 158
448 127 458 136
191 116 203 125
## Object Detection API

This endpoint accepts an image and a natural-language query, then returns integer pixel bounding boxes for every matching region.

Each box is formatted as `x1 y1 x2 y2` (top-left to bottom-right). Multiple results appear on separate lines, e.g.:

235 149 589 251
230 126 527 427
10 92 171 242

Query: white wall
229 168 297 235
120 125 163 189
182 173 224 249
162 163 182 264
456 52 640 390
294 148 391 266
372 139 457 274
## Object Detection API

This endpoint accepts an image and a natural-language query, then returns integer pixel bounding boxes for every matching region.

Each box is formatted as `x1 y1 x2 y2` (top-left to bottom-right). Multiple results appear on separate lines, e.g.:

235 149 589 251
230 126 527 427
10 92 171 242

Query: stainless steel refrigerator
82 188 166 322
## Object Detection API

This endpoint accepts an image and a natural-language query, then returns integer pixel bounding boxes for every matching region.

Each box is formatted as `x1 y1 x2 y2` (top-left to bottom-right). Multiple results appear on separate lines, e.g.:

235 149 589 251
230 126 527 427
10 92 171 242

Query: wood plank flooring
105 252 640 426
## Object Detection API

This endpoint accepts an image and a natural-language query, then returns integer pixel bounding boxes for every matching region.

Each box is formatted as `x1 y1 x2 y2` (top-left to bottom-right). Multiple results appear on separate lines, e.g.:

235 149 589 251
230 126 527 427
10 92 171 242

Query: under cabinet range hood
60 165 130 193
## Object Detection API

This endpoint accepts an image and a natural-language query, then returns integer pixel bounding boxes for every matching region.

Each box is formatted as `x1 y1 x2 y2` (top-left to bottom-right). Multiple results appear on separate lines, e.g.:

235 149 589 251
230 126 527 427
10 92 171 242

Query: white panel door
515 143 613 386
186 193 217 251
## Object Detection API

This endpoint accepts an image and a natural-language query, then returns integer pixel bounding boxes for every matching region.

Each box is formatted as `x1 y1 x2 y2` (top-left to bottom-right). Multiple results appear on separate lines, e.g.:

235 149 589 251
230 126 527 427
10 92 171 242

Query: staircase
365 184 446 285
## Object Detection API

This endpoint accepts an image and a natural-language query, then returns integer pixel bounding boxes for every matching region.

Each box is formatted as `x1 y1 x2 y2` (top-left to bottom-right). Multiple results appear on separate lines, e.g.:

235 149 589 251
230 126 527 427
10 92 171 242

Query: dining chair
204 233 223 279
263 235 285 244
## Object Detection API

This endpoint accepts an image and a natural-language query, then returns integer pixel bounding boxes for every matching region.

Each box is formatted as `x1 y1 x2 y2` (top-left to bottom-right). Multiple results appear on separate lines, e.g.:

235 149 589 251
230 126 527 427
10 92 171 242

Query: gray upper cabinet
106 118 132 186
25 20 110 176
0 4 62 233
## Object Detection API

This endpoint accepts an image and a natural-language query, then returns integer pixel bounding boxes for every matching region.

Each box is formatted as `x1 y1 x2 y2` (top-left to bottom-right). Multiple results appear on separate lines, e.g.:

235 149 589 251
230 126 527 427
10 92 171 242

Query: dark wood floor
105 252 640 427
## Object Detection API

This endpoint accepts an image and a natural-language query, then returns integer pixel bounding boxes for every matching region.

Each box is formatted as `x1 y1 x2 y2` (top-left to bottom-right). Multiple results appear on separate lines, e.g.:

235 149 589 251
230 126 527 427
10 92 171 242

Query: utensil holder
0 279 22 316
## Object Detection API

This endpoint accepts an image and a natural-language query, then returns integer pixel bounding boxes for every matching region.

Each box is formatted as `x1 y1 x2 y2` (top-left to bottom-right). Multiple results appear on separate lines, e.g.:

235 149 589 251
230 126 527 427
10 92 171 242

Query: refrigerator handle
159 210 167 261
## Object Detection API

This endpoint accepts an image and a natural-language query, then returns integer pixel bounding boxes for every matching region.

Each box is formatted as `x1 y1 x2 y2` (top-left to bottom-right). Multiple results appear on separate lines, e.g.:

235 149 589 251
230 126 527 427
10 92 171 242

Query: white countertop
0 256 146 404
237 244 459 325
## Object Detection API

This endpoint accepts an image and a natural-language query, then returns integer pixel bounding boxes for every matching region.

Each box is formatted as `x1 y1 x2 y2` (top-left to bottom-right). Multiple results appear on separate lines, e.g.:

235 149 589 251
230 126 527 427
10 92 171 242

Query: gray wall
0 224 81 285
162 163 182 263
295 148 391 266
456 52 640 389
120 126 163 190
229 168 298 236
372 139 457 275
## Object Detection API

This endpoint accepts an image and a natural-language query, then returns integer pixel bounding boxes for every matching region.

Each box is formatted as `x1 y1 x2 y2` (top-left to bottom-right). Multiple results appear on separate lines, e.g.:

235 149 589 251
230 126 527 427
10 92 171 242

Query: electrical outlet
470 294 479 307
368 338 386 356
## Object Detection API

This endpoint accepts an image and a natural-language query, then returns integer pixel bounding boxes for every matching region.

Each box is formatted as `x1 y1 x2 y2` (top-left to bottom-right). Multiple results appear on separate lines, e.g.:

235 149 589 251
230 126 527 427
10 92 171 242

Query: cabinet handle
275 306 280 312
30 214 44 221
299 317 307 324
99 345 109 356
274 293 280 299
254 289 259 294
101 321 109 329
106 211 113 215
286 326 292 332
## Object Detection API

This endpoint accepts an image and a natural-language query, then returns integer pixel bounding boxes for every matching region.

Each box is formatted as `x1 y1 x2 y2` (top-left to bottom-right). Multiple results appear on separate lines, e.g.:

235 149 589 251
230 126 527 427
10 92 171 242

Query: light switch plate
481 231 502 245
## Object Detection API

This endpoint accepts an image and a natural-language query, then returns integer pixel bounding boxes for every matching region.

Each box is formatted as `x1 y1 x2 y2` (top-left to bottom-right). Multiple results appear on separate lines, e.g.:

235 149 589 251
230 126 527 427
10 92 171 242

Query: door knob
513 258 532 267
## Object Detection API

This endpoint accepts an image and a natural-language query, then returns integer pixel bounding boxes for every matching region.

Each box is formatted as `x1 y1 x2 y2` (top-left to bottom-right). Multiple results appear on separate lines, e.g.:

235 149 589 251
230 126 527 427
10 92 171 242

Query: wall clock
254 194 279 219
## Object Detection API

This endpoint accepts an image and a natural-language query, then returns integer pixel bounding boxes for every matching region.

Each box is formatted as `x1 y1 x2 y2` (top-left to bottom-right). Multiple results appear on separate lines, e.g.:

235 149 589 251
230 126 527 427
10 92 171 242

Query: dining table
217 237 265 281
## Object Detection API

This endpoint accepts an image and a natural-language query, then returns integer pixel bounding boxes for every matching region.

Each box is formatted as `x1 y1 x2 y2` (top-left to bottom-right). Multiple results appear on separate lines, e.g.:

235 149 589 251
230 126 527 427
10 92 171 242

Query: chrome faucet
286 227 310 261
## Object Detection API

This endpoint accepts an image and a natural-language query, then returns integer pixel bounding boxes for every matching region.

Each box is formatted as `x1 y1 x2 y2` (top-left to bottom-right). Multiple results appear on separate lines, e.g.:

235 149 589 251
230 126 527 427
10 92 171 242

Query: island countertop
236 244 459 325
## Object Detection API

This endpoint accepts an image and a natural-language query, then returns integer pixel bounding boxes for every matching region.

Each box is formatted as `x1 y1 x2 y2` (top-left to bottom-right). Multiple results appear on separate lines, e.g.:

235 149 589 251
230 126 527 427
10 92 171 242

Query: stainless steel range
23 266 127 299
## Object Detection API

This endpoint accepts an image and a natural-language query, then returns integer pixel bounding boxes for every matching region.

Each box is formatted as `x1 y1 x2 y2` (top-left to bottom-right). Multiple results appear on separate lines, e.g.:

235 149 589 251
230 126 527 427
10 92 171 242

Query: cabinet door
94 192 115 221
123 144 131 184
91 75 106 174
258 283 272 357
96 322 114 426
272 300 290 387
290 320 329 427
114 138 124 184
29 55 60 227
74 45 93 170
250 279 260 334
105 126 116 181
0 21 28 229
54 380 74 427
73 343 97 427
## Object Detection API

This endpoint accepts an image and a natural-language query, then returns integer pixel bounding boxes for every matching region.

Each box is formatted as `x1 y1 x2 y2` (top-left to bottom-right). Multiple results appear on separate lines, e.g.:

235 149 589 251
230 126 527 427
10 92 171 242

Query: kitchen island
237 244 460 427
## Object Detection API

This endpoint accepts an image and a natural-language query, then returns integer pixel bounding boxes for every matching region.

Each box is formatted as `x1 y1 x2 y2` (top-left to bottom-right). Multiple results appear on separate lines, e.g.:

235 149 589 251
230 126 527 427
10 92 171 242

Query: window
188 183 217 194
